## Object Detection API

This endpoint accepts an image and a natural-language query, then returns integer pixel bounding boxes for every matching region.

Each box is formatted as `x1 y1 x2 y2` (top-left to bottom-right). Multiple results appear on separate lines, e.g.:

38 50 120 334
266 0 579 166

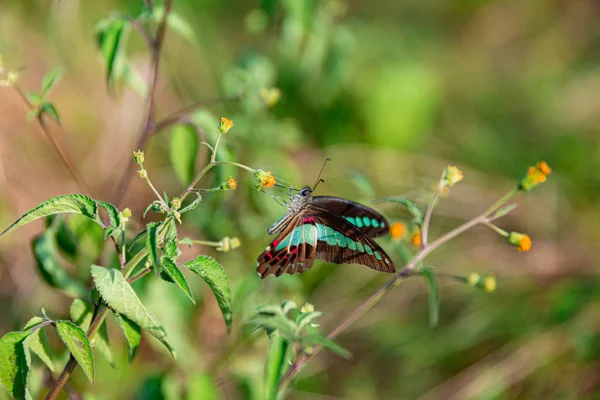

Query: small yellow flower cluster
222 176 237 191
171 197 181 210
389 222 405 241
133 149 144 165
467 273 496 293
519 161 551 192
219 117 234 134
300 303 315 313
508 231 532 252
119 207 132 226
217 236 241 252
442 165 463 188
254 170 276 190
410 230 421 248
0 54 20 87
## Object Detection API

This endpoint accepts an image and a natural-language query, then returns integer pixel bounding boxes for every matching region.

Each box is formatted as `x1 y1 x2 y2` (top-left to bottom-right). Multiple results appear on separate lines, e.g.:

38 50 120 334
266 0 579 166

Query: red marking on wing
266 252 273 260
291 247 298 254
302 217 315 223
272 239 279 247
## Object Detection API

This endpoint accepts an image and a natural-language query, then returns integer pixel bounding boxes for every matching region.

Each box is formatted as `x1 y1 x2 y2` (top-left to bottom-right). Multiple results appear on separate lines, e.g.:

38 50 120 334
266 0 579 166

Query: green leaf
146 222 160 275
179 193 202 215
41 68 62 96
0 331 30 400
421 268 440 328
97 201 122 239
296 311 323 332
161 258 195 304
186 373 219 400
26 92 43 105
264 335 289 400
95 17 130 89
248 315 297 340
162 219 180 261
56 321 95 383
374 196 424 225
40 103 61 125
91 265 175 357
23 318 55 373
26 109 38 121
1 194 101 237
152 6 196 42
184 255 232 332
112 311 141 362
129 229 147 249
70 298 94 330
32 231 88 298
281 300 297 316
95 319 114 368
303 333 351 359
170 124 199 186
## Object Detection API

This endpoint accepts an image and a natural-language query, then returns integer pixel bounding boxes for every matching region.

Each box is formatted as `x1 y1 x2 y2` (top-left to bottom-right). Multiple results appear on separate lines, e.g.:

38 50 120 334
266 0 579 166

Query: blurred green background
0 0 598 399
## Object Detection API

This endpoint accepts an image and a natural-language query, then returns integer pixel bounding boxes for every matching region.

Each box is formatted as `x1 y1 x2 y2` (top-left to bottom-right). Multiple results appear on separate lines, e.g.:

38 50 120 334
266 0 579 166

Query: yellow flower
260 87 281 107
138 169 148 179
230 237 241 249
119 207 132 225
442 165 463 188
389 222 405 240
300 303 314 313
467 273 481 287
410 231 421 247
133 149 144 164
223 176 237 190
508 232 532 252
219 117 234 134
484 276 497 293
255 170 276 190
172 197 181 210
519 161 551 191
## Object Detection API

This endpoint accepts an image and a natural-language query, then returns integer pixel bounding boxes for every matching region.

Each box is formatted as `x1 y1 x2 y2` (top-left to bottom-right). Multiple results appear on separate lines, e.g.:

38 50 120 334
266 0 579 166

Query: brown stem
13 87 91 194
277 213 488 393
113 0 173 206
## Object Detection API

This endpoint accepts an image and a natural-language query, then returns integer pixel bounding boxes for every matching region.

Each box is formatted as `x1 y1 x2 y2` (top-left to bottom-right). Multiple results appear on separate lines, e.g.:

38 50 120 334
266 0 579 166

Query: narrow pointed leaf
40 103 61 125
161 258 195 304
0 331 30 400
179 193 202 215
41 68 62 96
303 333 351 359
23 318 55 373
169 124 199 186
1 194 101 237
296 311 323 331
146 222 159 273
184 255 232 332
112 311 141 362
264 335 289 400
56 321 95 383
421 268 440 328
91 265 175 357
95 17 130 88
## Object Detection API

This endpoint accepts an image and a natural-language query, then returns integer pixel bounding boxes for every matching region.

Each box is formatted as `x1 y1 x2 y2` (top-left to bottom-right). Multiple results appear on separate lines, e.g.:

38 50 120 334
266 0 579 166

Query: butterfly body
257 186 396 278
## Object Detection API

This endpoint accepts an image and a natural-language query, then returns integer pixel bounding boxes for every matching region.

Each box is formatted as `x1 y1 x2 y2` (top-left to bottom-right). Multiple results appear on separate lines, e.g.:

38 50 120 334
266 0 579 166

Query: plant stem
277 210 491 393
13 86 91 194
421 183 442 249
179 160 255 202
113 0 172 206
483 188 518 216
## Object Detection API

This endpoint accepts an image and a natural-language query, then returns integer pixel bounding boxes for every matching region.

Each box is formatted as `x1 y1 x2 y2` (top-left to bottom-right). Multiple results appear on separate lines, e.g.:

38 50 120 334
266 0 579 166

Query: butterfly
256 184 396 278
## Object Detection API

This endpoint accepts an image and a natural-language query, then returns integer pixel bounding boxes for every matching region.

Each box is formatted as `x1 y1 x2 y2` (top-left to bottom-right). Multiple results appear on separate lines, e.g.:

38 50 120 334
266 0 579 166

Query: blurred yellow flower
410 231 421 247
138 169 148 179
508 232 532 252
219 117 234 134
484 276 497 292
389 222 405 240
467 273 480 287
301 303 315 313
442 165 463 187
519 161 551 191
172 197 181 210
255 170 276 190
225 177 237 190
133 149 144 164
260 87 281 107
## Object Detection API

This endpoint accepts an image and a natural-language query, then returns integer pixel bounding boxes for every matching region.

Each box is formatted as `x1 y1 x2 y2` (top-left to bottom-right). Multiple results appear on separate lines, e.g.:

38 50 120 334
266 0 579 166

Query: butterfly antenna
313 158 332 192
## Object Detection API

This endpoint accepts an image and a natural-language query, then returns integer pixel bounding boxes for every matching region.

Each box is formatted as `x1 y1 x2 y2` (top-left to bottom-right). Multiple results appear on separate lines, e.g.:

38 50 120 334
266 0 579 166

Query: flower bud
518 161 551 192
254 170 276 190
508 232 532 252
138 169 148 179
171 197 181 210
133 150 144 165
442 165 463 188
219 117 234 134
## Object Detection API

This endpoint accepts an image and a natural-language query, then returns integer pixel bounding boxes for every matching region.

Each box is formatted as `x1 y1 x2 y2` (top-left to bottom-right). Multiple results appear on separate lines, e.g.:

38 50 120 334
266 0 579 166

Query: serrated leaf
161 258 195 304
97 201 122 239
184 255 232 332
146 222 160 275
56 321 95 383
162 219 179 261
179 193 202 215
23 318 55 373
1 194 101 237
170 124 199 186
32 231 88 298
112 311 141 362
0 331 30 400
374 196 424 225
95 319 114 368
303 333 351 359
296 311 323 331
70 299 94 330
264 335 289 400
95 17 130 89
91 265 175 357
421 268 440 328
41 68 62 96
129 229 147 249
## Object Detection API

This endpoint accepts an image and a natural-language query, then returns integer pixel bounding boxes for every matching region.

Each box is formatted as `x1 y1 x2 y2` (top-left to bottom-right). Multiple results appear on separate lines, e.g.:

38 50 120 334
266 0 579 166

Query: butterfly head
287 185 313 212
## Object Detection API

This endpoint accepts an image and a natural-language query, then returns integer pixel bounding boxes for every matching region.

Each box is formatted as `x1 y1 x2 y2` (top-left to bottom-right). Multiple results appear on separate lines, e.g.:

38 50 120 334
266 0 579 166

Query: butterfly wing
256 205 395 279
311 196 390 238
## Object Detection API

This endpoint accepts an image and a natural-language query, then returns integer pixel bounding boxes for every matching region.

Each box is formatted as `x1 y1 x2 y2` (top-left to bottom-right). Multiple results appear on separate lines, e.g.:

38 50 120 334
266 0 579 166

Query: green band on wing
362 216 371 227
371 219 380 228
334 231 347 247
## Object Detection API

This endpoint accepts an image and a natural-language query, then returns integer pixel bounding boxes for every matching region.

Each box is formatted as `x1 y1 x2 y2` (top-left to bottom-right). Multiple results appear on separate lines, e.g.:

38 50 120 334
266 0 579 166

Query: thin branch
13 87 91 194
277 211 491 393
113 0 173 205
421 184 442 249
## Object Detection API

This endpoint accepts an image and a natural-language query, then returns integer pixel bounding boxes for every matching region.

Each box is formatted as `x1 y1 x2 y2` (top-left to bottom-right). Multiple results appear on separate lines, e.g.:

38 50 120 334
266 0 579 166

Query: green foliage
146 222 160 275
184 255 232 332
112 312 141 362
264 335 289 400
23 318 55 373
41 68 62 96
0 332 30 400
170 124 199 186
95 16 133 92
90 265 176 358
374 197 424 226
56 321 95 383
420 268 440 328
